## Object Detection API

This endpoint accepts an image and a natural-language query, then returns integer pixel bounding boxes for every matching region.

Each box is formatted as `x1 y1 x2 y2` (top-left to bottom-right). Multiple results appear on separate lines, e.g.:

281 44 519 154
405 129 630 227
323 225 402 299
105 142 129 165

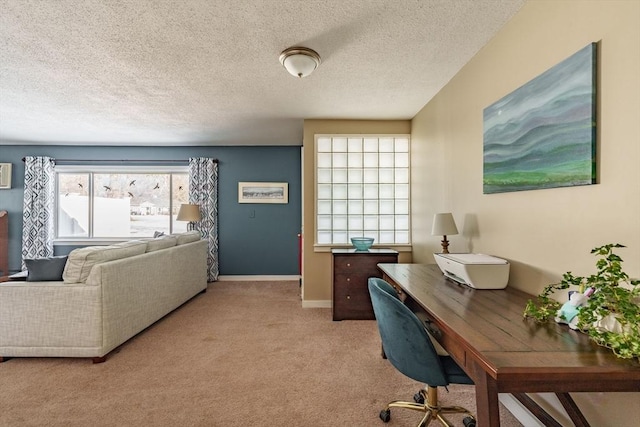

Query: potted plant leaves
524 244 640 360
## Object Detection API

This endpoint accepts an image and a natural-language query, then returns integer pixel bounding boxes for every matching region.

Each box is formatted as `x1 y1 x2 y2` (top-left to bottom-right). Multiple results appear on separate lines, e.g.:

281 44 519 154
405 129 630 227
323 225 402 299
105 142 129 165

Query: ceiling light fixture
279 46 321 78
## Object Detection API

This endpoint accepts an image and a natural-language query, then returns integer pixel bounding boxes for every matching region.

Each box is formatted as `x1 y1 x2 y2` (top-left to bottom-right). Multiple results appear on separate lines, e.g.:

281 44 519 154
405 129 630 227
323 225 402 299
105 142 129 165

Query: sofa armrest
0 281 102 349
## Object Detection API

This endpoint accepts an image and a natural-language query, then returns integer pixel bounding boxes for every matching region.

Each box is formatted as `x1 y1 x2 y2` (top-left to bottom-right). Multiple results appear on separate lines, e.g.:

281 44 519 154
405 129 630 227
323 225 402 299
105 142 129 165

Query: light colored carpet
0 281 523 426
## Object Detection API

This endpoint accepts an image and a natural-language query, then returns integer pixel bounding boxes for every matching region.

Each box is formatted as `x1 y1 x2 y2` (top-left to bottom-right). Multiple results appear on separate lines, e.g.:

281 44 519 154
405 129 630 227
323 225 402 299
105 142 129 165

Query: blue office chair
368 277 476 427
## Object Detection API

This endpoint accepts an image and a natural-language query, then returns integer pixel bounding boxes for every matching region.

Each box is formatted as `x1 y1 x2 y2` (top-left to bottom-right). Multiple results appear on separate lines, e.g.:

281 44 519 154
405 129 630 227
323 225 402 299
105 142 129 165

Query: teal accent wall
0 145 301 276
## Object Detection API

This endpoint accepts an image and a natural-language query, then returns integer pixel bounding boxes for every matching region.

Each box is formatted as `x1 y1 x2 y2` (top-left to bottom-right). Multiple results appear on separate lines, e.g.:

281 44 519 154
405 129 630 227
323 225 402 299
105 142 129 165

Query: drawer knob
346 278 350 282
424 319 442 339
346 295 351 299
346 263 351 267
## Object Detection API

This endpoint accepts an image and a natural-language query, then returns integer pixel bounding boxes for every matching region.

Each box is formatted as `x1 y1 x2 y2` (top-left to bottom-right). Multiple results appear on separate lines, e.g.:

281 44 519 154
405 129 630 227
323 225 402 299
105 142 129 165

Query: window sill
54 238 130 246
313 244 412 253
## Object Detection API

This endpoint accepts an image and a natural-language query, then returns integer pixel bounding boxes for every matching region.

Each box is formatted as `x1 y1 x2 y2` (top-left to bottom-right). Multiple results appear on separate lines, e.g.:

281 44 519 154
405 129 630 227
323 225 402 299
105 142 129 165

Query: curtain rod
22 158 218 164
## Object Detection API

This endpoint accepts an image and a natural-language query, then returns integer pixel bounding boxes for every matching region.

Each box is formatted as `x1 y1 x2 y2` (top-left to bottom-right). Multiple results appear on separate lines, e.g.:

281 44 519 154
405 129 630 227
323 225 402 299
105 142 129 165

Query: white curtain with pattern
21 156 56 269
188 157 219 282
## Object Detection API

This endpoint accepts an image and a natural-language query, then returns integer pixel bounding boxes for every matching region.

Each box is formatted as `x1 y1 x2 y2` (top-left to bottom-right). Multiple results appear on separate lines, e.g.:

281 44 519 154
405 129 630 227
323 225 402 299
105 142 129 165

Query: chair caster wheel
463 416 476 427
379 409 391 423
413 391 425 404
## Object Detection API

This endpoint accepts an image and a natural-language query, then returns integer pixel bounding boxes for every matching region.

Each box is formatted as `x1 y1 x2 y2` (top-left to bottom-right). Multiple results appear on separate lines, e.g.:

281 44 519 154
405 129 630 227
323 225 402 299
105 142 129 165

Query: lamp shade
177 204 201 222
431 213 458 236
279 47 321 78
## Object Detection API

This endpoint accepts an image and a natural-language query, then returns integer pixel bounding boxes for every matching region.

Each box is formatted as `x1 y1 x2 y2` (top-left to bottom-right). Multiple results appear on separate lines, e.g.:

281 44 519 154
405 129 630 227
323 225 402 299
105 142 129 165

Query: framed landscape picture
0 163 12 189
483 43 597 194
238 182 288 204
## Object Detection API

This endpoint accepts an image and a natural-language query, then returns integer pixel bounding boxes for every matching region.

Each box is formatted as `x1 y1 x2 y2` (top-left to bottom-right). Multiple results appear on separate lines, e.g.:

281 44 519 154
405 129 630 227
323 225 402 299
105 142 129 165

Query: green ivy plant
524 244 640 360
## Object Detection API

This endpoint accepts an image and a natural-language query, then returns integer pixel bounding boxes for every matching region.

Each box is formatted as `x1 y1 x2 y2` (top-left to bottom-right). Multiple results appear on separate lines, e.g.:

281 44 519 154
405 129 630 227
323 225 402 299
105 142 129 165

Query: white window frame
314 134 411 252
54 165 189 245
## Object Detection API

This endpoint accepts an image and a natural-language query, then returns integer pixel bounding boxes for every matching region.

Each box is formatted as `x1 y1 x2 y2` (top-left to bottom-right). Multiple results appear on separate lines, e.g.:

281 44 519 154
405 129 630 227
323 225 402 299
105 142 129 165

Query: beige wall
301 120 411 303
411 1 639 425
412 0 640 289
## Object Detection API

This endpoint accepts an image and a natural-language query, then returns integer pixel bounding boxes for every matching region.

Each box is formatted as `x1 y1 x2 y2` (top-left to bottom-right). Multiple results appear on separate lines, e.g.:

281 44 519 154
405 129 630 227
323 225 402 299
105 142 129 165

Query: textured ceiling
0 0 525 146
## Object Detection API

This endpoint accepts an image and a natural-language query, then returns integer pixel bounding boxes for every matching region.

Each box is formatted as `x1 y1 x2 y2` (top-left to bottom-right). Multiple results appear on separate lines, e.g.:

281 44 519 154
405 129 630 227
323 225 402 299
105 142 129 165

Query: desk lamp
432 213 458 254
177 204 201 231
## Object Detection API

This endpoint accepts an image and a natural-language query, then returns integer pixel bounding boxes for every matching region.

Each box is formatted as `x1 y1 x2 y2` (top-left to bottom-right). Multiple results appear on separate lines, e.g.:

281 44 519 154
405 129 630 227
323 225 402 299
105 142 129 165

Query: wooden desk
378 263 640 427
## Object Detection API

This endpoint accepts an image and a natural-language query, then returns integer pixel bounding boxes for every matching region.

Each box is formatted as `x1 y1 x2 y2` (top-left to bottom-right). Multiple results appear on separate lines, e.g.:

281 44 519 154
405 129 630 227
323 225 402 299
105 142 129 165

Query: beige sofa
0 231 207 363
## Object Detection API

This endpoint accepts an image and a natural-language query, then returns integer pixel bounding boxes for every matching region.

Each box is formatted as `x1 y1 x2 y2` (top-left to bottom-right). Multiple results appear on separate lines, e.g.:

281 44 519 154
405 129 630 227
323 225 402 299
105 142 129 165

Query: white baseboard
301 300 332 308
499 394 546 427
216 275 300 282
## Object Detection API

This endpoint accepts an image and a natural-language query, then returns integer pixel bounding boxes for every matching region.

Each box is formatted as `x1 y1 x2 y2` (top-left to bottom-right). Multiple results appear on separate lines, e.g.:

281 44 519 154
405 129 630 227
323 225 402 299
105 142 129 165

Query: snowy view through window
57 172 189 239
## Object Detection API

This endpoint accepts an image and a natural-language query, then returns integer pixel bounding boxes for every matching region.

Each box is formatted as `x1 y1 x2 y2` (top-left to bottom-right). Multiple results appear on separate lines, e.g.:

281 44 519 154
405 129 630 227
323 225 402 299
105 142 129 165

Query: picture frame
483 43 597 194
0 163 12 189
238 182 288 204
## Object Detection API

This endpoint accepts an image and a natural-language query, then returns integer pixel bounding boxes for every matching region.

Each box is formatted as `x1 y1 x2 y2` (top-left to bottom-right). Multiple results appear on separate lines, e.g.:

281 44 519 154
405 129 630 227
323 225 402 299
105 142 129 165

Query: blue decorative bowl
351 237 374 251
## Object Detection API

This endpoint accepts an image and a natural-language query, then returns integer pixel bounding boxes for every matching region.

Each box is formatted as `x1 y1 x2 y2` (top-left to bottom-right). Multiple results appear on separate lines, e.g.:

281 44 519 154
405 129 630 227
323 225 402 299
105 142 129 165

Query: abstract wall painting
483 43 597 194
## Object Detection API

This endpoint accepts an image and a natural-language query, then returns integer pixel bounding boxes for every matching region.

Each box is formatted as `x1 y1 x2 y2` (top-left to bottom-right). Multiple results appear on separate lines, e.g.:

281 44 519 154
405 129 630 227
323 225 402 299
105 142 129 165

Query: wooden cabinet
332 249 398 321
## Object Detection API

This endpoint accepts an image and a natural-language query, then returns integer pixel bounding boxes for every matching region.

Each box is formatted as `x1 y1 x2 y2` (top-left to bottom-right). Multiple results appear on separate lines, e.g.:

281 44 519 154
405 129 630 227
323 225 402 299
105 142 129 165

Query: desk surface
378 263 640 426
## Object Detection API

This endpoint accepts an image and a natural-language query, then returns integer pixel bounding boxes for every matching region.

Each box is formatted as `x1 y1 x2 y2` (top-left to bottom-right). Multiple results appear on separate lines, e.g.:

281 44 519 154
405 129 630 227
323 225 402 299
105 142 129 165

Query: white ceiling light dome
279 47 321 78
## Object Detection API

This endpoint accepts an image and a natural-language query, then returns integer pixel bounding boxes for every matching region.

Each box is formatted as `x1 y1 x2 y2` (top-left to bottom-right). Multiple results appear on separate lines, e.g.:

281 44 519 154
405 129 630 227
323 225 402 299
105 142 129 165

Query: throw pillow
154 231 165 238
63 242 147 284
8 270 28 281
25 255 68 282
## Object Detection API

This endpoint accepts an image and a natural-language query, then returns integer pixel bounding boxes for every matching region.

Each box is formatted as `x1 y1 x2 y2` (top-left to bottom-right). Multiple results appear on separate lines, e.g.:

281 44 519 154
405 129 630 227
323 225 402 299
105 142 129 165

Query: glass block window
316 135 410 246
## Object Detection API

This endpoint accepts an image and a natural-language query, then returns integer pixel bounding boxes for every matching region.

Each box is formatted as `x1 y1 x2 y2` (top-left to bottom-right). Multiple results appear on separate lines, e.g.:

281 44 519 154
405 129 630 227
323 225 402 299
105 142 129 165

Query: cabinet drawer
333 290 374 320
331 250 398 321
334 255 397 273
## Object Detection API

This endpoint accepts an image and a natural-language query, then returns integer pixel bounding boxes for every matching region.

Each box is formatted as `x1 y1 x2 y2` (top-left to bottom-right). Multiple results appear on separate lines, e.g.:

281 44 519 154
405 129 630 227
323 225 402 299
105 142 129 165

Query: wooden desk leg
512 393 562 427
474 369 501 427
556 393 591 427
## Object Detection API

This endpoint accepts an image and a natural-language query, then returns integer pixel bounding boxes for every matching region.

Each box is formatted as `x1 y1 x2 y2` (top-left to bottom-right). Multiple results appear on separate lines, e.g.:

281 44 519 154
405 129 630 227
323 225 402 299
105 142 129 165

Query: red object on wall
0 210 8 276
297 233 302 276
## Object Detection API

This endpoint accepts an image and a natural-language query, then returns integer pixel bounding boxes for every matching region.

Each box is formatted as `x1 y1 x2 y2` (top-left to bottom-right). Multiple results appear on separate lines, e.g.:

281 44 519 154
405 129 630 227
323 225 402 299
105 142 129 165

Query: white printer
433 253 510 289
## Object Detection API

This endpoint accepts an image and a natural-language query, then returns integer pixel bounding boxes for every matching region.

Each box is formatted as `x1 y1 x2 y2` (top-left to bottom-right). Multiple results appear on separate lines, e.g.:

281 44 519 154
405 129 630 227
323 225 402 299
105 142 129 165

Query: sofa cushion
24 256 68 282
173 231 201 245
111 240 148 249
63 240 148 284
146 235 177 252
